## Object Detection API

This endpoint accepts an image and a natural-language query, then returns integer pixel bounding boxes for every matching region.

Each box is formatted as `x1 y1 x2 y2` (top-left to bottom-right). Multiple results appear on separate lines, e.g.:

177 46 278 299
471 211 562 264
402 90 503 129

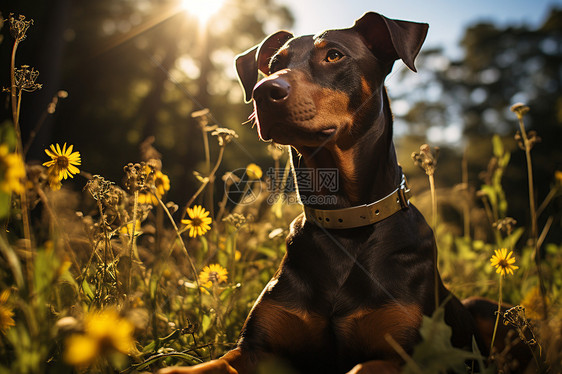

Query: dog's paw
157 359 238 374
346 360 400 374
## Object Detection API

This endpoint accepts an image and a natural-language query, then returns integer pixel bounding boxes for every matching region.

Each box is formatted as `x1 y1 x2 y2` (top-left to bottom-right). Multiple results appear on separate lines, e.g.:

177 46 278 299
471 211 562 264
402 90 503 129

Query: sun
180 0 226 24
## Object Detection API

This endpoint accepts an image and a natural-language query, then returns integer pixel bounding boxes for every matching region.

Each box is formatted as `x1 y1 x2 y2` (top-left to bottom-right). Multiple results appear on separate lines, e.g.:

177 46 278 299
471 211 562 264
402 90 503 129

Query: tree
396 8 562 241
1 0 294 204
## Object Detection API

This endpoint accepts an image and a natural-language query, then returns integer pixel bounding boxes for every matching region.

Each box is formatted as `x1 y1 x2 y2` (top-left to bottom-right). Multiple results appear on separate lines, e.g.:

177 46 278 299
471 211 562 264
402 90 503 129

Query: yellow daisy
199 264 228 289
0 290 15 334
43 143 81 181
137 192 157 205
120 220 142 237
64 309 135 367
521 286 549 320
490 248 519 277
153 170 170 197
0 145 26 194
47 170 62 191
181 205 212 238
138 170 170 205
246 163 262 180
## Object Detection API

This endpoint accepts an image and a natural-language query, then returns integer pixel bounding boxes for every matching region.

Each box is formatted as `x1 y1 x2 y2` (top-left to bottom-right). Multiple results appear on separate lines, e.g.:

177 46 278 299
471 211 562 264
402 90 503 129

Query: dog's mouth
257 118 338 146
252 88 348 146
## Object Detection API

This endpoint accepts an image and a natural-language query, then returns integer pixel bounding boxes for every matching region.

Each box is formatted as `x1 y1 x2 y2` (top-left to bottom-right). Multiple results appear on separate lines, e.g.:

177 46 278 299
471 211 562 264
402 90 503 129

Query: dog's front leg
158 348 250 374
346 360 401 374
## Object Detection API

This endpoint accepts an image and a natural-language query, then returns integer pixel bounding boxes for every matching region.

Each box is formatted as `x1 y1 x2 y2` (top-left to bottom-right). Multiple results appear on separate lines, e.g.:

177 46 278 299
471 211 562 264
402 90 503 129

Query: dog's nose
253 78 291 103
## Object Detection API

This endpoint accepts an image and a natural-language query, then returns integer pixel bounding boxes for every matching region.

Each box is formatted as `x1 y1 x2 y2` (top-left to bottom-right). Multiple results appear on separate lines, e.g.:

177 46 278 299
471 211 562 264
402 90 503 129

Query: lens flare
180 0 225 24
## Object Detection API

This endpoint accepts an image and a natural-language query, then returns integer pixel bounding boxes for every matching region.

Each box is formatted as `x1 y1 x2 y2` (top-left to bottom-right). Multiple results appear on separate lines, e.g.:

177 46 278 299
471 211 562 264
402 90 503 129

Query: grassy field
0 13 561 374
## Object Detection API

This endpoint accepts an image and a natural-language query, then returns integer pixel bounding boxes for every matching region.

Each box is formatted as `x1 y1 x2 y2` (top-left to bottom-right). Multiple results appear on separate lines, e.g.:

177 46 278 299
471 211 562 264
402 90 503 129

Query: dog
160 11 510 374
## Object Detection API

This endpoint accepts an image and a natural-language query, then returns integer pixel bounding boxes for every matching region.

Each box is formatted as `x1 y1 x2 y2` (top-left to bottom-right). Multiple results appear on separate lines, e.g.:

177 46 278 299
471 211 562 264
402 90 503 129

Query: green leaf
404 307 482 374
149 273 159 299
201 313 212 334
501 227 524 249
219 283 241 302
33 249 60 298
492 134 504 158
0 121 17 149
479 184 497 207
0 192 11 220
0 235 24 289
82 278 95 300
254 246 278 259
498 152 510 168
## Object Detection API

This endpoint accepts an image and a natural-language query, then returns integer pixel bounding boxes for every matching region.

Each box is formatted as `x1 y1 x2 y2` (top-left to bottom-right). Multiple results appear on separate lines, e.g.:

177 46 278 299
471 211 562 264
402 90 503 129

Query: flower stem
462 152 470 240
490 274 502 358
182 146 224 220
156 195 203 316
428 173 439 310
10 40 20 132
518 116 547 319
201 123 214 217
128 190 139 294
10 38 34 284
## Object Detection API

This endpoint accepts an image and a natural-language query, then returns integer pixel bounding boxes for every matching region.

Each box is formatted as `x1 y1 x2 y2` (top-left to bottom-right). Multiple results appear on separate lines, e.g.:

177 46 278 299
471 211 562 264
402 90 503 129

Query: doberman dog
160 11 515 374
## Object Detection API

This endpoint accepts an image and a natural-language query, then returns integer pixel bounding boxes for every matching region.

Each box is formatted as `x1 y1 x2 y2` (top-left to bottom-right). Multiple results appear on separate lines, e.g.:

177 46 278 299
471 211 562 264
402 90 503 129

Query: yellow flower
521 286 549 320
47 169 62 191
181 205 212 238
138 170 170 205
0 145 25 194
42 143 81 181
64 309 135 367
199 264 228 289
120 220 141 236
246 163 262 180
0 290 15 334
137 192 158 205
64 334 98 366
490 248 519 277
154 170 170 197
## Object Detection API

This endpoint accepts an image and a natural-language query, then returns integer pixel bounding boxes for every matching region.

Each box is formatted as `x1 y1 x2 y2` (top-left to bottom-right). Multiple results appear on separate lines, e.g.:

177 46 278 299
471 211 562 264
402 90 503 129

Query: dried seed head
9 14 34 42
123 162 151 193
502 305 538 347
85 175 115 202
191 108 215 131
222 213 247 229
515 130 541 151
211 128 238 147
494 217 517 234
411 144 439 176
510 103 530 118
14 65 42 92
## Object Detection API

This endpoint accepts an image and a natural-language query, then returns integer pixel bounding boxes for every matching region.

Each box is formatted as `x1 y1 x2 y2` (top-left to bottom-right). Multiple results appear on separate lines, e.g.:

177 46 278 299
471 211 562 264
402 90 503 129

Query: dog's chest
251 297 422 372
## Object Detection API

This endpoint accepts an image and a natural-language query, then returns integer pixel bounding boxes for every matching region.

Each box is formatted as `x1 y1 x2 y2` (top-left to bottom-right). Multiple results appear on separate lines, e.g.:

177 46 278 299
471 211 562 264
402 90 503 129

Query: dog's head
235 12 428 149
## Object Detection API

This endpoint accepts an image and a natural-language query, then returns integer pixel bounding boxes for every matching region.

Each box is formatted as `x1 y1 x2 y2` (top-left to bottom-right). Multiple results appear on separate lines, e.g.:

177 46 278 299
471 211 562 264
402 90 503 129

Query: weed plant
0 13 560 374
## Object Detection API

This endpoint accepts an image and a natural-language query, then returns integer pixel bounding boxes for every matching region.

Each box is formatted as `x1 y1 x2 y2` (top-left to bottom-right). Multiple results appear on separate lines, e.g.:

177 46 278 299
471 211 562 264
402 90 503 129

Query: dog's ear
352 12 428 72
235 31 294 103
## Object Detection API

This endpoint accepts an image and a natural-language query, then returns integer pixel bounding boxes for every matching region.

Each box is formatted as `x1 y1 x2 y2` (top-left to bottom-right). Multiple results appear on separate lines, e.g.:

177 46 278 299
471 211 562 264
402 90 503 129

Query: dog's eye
325 50 344 63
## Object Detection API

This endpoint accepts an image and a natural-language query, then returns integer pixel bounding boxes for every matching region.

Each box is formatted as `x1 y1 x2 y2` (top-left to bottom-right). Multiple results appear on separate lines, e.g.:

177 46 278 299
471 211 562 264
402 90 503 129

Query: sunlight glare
180 0 225 24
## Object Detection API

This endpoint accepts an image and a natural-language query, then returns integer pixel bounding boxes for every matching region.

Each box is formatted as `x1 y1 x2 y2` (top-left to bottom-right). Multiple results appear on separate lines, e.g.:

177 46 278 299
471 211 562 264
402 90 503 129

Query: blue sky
278 0 561 57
